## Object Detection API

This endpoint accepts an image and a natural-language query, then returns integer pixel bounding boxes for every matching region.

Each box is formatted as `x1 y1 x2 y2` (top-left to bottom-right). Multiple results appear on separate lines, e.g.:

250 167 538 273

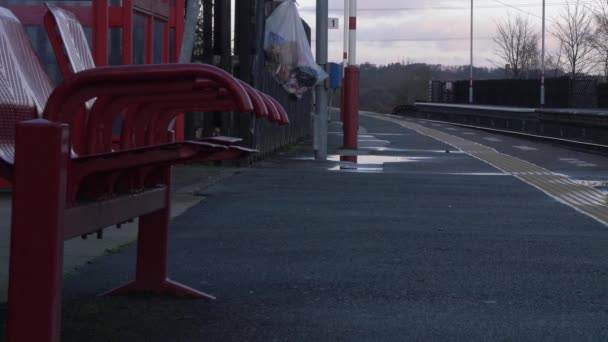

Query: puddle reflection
327 154 433 173
361 147 464 153
328 155 432 164
328 165 384 173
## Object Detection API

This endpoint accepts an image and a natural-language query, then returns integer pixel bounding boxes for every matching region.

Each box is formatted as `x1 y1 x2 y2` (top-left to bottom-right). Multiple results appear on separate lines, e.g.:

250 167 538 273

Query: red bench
0 6 287 342
43 3 289 132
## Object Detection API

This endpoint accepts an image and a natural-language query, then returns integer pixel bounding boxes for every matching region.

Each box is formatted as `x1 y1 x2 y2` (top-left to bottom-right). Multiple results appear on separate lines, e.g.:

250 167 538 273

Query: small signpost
329 17 339 29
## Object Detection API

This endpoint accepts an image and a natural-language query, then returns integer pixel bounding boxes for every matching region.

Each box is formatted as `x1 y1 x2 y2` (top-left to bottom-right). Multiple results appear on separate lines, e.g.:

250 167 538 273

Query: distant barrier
430 77 601 109
396 103 608 147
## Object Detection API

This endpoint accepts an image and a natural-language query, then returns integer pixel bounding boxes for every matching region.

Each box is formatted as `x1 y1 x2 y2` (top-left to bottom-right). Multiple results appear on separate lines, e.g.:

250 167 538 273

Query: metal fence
428 76 608 108
187 0 313 157
429 77 604 109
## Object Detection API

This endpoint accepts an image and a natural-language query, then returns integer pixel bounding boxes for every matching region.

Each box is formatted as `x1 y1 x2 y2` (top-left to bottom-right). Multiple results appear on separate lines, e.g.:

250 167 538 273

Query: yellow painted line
368 113 608 226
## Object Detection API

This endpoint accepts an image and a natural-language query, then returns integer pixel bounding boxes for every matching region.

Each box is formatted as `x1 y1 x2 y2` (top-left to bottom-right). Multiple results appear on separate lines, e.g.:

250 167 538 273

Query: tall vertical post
93 0 109 66
202 0 214 64
218 0 232 73
469 0 474 104
121 0 134 64
209 0 233 137
343 0 349 67
235 0 255 151
144 16 154 64
342 0 358 162
174 0 185 60
340 0 349 122
541 0 546 107
315 0 329 160
348 0 357 66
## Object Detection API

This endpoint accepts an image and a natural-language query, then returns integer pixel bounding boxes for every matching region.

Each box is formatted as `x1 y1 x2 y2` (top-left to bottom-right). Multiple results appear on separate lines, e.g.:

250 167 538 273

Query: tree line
357 63 510 113
494 0 608 79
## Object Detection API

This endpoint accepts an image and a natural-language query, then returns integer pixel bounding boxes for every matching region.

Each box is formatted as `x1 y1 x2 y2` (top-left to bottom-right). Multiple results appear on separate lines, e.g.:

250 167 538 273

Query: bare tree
552 0 596 78
545 42 567 77
590 0 608 79
493 14 540 79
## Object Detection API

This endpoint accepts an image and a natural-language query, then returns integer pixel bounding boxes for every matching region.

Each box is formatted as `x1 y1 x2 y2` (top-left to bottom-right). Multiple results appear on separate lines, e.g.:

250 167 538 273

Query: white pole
469 0 473 104
541 0 546 107
348 0 357 65
343 0 349 68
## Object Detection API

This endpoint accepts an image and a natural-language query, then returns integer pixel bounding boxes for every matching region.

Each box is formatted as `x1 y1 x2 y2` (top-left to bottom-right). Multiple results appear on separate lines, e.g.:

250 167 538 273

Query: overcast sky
291 0 598 67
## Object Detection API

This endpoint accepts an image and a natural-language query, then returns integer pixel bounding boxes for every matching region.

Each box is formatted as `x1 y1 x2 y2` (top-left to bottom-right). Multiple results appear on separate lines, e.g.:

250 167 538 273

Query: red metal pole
342 0 358 162
93 0 109 66
163 21 170 64
145 16 154 64
7 120 70 342
121 0 134 65
340 84 345 122
174 0 185 59
343 66 359 150
162 0 169 63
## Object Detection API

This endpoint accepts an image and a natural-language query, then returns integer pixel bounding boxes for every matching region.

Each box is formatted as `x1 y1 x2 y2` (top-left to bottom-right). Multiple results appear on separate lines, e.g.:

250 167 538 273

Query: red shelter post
93 0 109 66
122 0 134 64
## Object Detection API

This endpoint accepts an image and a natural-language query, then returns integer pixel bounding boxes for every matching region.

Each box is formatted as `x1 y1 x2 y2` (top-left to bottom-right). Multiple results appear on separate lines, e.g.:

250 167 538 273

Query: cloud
296 0 565 67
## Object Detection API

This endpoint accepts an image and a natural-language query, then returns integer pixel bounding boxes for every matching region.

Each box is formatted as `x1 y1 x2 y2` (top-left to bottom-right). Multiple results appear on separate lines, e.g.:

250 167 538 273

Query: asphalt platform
1 112 608 341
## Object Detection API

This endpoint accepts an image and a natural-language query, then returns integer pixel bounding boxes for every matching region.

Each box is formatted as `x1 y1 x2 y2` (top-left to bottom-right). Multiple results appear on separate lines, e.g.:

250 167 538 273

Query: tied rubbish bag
264 0 328 98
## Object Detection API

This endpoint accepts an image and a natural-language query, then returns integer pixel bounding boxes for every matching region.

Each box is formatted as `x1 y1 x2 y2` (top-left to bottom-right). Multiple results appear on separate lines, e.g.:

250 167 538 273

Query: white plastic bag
264 0 328 98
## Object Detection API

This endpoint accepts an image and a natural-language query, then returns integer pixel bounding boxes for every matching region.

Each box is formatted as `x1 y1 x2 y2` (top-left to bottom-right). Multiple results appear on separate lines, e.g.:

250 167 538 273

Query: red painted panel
5 5 93 27
108 7 123 27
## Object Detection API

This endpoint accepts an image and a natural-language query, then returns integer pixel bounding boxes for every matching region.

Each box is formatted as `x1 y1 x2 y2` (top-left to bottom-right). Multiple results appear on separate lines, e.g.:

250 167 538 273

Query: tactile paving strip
370 113 608 226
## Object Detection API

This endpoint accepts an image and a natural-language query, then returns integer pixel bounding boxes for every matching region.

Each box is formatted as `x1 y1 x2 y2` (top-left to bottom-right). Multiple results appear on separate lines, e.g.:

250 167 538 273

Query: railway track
391 111 608 157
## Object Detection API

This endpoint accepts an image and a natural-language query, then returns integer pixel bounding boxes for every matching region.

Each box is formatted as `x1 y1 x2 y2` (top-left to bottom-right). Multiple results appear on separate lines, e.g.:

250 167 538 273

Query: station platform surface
2 111 608 341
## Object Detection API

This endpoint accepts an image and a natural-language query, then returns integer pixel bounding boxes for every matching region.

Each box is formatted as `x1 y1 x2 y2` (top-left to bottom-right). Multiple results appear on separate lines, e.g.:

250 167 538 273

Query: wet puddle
361 146 465 154
328 155 432 164
328 165 384 172
327 154 433 173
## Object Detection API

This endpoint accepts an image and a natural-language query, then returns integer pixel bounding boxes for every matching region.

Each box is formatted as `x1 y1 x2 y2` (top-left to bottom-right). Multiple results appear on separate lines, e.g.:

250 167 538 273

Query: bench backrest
44 4 95 77
0 8 53 115
0 7 53 165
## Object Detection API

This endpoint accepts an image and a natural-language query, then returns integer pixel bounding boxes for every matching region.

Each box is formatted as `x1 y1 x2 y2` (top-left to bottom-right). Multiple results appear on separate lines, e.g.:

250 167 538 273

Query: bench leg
103 167 215 300
7 120 69 342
